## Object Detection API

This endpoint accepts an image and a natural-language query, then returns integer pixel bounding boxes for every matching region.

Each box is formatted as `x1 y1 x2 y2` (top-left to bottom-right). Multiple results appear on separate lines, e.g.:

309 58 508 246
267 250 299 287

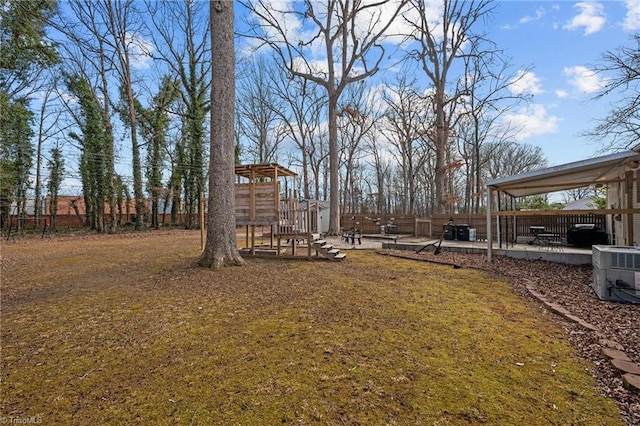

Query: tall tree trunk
198 0 244 268
127 89 145 230
328 92 340 234
434 84 447 214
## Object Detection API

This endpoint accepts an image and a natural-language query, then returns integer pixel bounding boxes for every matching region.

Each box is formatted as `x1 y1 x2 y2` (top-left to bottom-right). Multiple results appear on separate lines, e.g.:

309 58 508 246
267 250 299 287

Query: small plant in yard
1 230 626 425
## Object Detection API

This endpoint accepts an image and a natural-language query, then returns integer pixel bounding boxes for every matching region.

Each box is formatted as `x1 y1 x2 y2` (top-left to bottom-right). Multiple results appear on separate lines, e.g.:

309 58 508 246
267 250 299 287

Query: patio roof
234 163 297 180
487 150 640 198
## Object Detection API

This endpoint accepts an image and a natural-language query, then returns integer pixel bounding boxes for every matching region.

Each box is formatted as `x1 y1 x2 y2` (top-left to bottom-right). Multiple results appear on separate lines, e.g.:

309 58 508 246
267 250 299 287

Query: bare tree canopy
3 0 565 234
240 0 408 234
403 0 497 213
587 33 640 151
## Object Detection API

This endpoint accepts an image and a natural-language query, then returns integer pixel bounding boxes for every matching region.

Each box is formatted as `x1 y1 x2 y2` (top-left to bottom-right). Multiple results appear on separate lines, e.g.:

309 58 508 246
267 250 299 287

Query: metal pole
487 186 492 262
497 192 502 249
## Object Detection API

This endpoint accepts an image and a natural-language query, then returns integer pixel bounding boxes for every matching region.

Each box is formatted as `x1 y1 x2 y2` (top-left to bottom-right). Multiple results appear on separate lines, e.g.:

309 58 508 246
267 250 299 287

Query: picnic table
528 226 562 249
342 228 362 245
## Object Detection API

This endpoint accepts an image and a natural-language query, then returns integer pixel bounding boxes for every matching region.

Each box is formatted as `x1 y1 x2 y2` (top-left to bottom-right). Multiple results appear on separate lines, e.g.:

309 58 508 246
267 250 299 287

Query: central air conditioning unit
592 245 640 303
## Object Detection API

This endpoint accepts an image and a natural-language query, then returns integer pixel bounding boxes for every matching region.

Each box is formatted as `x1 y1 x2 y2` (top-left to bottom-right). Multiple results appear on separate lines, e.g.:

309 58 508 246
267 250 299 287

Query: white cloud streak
504 104 561 141
563 2 606 35
510 70 544 96
563 65 608 94
623 0 640 31
519 7 546 24
125 32 154 70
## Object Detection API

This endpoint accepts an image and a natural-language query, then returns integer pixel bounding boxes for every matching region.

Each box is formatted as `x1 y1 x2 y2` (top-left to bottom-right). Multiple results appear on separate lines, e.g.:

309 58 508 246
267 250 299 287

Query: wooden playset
234 163 345 261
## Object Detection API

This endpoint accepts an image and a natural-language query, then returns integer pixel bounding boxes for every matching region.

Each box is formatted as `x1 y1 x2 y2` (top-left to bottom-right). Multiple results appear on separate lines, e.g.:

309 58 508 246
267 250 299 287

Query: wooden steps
312 239 347 261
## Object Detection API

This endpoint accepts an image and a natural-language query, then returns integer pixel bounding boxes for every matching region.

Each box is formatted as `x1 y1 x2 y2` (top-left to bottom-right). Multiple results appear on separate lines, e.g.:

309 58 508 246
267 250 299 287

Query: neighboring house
10 196 83 217
562 197 596 210
9 197 41 215
9 195 141 220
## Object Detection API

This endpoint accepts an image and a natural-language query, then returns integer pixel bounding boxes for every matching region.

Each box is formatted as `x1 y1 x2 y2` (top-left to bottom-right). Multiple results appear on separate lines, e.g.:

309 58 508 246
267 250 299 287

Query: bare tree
587 33 640 151
338 80 379 213
309 130 330 201
33 75 68 229
147 0 211 229
198 1 244 268
268 62 326 200
379 73 432 214
404 0 496 213
364 130 392 214
237 56 287 163
485 141 546 180
102 0 146 230
456 49 530 213
241 0 407 234
562 187 595 203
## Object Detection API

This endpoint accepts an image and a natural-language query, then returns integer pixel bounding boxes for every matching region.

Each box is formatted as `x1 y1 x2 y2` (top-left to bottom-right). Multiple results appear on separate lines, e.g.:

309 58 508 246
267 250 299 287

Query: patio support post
626 170 634 245
497 192 501 249
487 186 493 262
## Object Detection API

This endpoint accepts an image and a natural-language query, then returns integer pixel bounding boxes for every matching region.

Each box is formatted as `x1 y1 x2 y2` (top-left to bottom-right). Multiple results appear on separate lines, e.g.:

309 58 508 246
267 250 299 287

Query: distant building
298 200 330 234
562 197 596 210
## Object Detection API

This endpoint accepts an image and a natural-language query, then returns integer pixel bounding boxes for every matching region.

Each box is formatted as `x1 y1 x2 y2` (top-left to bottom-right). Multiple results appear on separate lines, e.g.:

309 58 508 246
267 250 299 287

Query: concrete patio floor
323 234 594 266
383 238 593 265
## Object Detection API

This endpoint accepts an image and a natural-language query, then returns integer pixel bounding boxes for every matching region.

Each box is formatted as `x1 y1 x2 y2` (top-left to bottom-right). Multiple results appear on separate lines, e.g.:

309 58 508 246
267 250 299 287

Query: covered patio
485 149 640 262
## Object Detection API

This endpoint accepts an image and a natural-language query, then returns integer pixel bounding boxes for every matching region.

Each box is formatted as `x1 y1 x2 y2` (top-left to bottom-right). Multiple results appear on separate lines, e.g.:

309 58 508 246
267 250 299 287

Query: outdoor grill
567 224 608 247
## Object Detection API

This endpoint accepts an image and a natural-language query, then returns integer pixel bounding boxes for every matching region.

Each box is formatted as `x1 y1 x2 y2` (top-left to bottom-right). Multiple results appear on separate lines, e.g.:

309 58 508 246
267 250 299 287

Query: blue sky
47 0 640 195
485 1 638 166
237 0 640 169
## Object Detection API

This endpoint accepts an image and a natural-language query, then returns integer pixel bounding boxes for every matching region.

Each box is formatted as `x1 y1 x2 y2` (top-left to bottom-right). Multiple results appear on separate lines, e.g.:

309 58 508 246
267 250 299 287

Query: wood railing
341 211 612 241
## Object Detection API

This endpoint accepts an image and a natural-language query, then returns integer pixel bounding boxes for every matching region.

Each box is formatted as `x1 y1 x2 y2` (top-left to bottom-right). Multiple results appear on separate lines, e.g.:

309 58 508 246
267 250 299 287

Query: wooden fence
7 211 609 242
340 214 420 235
341 212 608 241
431 212 607 242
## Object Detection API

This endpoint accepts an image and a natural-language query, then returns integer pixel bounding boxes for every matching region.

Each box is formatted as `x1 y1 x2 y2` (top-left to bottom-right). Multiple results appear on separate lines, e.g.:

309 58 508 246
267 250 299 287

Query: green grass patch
1 232 624 425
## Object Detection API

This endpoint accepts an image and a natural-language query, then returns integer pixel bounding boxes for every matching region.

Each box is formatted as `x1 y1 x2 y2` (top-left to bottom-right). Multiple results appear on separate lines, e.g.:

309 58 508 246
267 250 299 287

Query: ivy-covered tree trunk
182 101 206 229
137 77 178 230
147 0 209 230
198 1 243 269
65 73 108 233
47 147 64 230
0 96 34 230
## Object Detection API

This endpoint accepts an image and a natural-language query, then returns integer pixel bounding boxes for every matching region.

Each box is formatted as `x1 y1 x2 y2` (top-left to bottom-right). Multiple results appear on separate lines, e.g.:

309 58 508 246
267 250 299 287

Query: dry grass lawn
0 230 625 425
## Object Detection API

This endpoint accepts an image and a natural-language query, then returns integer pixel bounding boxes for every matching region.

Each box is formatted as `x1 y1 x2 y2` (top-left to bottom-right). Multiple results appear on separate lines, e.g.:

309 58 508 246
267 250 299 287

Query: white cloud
504 104 561 141
57 91 78 105
519 7 546 24
292 57 329 78
555 89 569 98
510 70 544 96
623 0 640 31
563 65 607 93
125 32 154 70
247 0 304 46
356 0 416 45
563 2 606 35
